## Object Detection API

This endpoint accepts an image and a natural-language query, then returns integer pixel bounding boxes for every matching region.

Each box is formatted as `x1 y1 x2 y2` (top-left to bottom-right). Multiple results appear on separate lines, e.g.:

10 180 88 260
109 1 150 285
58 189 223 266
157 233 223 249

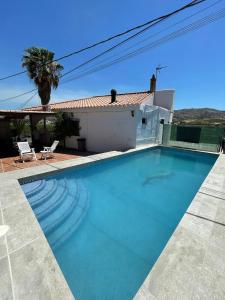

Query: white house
28 76 175 152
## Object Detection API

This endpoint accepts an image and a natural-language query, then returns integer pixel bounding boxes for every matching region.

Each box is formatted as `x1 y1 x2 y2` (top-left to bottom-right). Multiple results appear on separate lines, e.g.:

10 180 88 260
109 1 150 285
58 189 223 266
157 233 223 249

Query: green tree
22 47 63 110
54 112 80 147
11 119 27 139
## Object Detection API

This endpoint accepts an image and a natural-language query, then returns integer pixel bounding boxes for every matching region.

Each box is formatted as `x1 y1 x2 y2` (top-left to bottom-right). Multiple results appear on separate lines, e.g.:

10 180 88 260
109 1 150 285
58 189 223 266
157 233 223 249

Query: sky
0 0 225 110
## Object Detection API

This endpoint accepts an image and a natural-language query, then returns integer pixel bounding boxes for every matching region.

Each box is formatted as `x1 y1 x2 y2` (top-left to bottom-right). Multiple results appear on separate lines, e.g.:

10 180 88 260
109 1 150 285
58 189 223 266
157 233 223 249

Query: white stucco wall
64 107 138 152
136 104 171 145
153 90 175 111
63 90 175 151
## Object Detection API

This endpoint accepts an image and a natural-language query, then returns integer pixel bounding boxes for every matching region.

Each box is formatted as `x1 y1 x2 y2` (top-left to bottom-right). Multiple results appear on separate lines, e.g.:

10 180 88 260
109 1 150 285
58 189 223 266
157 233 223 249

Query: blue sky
0 0 225 110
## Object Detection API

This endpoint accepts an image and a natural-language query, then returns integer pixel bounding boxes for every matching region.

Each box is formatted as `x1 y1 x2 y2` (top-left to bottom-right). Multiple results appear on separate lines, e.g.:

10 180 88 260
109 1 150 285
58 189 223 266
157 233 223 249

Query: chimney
110 89 117 103
150 74 156 93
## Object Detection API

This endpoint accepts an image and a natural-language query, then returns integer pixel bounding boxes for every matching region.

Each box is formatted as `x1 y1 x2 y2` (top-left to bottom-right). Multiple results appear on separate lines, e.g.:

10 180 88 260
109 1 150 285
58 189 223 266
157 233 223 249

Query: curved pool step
47 181 89 249
23 177 89 251
22 179 46 197
40 180 82 235
28 179 58 208
34 178 71 221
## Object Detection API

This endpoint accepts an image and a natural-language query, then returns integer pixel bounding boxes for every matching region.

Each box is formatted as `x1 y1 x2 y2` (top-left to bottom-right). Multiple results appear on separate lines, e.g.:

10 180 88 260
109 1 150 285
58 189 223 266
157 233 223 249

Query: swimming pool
21 147 217 300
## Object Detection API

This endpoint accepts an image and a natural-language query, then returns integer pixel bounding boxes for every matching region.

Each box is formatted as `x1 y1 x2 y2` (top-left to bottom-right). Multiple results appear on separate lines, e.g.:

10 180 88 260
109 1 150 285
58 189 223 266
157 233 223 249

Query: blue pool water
21 147 217 300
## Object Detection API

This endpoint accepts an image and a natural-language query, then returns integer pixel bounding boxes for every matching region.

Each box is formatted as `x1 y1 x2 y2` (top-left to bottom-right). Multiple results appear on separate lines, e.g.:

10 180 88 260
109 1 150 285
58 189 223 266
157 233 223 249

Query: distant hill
173 108 225 126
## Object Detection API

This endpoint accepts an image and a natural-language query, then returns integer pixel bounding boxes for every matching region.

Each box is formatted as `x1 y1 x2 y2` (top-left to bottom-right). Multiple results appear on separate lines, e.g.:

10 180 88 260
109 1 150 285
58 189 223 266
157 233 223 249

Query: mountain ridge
173 108 225 125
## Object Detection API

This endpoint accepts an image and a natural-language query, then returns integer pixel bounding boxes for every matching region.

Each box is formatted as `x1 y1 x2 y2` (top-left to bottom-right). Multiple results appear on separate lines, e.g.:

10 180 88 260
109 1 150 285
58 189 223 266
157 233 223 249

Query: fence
162 124 225 152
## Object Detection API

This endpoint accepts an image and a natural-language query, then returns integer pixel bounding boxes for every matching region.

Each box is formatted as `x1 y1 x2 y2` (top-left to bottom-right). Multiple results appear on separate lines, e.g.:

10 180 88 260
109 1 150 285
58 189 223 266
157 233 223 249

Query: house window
142 117 147 125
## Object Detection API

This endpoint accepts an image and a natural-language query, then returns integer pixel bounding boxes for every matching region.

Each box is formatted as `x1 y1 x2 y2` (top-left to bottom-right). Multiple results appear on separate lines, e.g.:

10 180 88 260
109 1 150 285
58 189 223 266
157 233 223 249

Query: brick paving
0 150 91 173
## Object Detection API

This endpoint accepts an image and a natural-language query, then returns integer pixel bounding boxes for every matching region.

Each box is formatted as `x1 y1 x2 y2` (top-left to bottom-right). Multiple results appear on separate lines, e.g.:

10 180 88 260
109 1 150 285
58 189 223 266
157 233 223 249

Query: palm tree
22 47 63 111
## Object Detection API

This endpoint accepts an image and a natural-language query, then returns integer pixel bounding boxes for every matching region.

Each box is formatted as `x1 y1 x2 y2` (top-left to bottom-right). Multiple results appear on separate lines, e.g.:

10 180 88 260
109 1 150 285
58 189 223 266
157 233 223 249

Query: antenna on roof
155 64 168 82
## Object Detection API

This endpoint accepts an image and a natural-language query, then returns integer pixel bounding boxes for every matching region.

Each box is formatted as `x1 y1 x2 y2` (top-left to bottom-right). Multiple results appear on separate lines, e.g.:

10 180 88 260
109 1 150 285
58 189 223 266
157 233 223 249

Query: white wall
156 107 171 143
63 90 175 152
136 105 171 145
140 94 153 110
65 108 138 152
153 90 175 112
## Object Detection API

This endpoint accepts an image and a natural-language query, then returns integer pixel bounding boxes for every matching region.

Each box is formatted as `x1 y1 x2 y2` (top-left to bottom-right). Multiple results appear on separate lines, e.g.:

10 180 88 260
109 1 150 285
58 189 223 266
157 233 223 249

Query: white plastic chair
17 142 37 163
40 140 59 160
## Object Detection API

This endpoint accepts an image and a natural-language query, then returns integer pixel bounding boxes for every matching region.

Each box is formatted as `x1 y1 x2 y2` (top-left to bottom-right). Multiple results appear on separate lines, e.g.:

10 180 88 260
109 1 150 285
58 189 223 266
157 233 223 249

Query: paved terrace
0 146 224 299
0 150 91 173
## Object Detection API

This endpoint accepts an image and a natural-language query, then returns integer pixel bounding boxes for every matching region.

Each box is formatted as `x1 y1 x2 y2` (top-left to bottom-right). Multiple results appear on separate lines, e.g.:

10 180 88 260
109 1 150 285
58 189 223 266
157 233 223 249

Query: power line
20 5 223 104
0 0 208 103
85 0 222 70
61 7 225 83
57 0 208 78
56 0 206 62
62 0 222 83
61 18 167 78
18 92 38 109
71 8 225 80
0 88 36 103
0 0 217 105
15 6 225 109
0 0 207 82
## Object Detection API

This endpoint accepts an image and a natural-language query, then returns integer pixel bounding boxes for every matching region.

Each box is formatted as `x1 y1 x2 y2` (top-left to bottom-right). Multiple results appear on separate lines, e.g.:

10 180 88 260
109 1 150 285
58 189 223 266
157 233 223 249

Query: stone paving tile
0 211 7 260
47 156 94 170
192 243 225 300
210 222 225 250
187 192 225 225
0 256 13 300
2 201 43 253
202 173 225 192
199 186 225 200
0 180 27 209
88 151 122 161
0 165 58 181
10 236 74 300
134 289 157 300
182 212 214 241
211 164 225 175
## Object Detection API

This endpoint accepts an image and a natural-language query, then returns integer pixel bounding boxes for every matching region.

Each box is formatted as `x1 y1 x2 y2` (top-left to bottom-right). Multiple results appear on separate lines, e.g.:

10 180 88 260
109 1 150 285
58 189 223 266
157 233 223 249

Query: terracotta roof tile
25 91 151 111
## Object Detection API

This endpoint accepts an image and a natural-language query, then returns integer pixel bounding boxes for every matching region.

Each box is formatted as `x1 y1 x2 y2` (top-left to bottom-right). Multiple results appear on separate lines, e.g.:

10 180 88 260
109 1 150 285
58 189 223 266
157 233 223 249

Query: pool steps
22 179 46 197
28 179 58 208
22 177 89 250
48 183 89 249
41 181 81 234
35 179 69 220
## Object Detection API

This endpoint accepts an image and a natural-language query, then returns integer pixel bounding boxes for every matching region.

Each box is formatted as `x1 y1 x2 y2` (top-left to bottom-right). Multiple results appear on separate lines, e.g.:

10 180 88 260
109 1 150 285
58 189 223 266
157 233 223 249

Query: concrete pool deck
0 145 224 299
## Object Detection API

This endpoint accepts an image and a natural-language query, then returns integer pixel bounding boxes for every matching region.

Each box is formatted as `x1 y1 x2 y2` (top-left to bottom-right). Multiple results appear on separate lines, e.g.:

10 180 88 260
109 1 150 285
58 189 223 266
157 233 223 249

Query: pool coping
0 145 223 299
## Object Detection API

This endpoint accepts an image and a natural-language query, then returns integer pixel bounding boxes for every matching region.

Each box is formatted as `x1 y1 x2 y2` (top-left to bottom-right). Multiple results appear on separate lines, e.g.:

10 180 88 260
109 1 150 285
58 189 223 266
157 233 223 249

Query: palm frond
22 47 64 109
